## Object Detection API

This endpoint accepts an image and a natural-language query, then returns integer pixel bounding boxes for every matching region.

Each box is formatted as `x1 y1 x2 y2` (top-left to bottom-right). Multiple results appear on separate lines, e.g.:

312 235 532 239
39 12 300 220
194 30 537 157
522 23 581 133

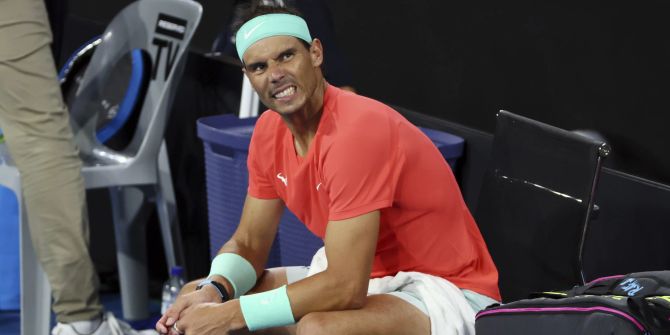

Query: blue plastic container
420 127 465 170
0 185 20 310
197 116 282 267
197 114 465 267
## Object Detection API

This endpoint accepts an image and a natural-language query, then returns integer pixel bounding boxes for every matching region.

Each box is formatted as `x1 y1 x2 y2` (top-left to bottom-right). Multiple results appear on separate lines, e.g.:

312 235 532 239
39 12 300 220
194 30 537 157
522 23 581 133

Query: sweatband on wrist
239 285 295 331
208 253 257 298
235 13 312 60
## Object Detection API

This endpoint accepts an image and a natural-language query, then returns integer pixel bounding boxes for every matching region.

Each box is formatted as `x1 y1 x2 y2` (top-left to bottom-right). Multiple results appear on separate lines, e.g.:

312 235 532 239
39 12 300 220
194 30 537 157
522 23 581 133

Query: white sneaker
51 312 158 335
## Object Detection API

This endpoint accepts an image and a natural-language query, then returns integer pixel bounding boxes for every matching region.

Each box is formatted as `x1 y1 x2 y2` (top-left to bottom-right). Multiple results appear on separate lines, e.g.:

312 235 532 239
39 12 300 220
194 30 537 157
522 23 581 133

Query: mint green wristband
209 253 257 298
240 285 295 331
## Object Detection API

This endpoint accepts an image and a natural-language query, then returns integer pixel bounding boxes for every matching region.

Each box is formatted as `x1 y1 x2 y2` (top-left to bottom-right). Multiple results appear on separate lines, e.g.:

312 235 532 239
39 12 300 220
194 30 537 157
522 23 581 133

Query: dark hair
231 2 311 51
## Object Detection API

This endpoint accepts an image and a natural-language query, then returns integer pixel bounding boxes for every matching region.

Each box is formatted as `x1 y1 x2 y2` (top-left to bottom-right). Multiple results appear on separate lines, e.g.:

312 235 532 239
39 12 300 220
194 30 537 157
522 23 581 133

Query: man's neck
282 79 327 156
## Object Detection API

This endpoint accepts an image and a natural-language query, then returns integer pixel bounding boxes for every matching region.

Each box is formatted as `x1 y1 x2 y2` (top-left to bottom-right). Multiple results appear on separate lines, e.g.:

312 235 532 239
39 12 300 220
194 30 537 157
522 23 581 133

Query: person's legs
0 0 102 324
178 267 431 334
228 267 297 335
235 267 430 335
250 266 308 293
296 294 430 335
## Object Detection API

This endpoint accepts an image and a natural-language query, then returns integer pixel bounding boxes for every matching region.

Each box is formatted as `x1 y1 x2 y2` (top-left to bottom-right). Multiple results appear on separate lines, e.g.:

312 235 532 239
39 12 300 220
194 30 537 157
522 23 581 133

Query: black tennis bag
475 271 670 334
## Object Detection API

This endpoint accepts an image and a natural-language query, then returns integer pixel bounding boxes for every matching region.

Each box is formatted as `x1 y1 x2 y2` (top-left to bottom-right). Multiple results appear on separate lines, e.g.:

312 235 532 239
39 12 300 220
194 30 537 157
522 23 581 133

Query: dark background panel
584 168 670 280
326 0 670 185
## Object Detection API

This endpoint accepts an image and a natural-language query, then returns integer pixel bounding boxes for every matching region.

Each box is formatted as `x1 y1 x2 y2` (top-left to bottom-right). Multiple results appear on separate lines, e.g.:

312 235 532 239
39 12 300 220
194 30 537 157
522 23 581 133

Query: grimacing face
242 35 323 116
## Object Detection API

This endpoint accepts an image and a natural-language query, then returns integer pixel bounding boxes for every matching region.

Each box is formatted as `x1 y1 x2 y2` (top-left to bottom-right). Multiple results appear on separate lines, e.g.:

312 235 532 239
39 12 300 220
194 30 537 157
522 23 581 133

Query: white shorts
284 266 497 315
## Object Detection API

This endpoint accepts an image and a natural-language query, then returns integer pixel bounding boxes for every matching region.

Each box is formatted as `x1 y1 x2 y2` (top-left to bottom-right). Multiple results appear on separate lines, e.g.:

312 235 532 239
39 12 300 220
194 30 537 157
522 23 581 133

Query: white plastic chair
0 0 202 333
239 76 260 118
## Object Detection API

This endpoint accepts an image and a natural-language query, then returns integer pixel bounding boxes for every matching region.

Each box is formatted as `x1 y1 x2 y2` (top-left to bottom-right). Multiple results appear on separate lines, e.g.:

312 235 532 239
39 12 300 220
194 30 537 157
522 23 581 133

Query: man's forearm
280 212 380 320
209 234 276 298
216 237 268 279
286 268 369 319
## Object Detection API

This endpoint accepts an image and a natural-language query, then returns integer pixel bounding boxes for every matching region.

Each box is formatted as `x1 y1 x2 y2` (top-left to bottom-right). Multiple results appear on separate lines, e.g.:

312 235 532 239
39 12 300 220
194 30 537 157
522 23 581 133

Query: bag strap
565 275 622 297
576 271 670 297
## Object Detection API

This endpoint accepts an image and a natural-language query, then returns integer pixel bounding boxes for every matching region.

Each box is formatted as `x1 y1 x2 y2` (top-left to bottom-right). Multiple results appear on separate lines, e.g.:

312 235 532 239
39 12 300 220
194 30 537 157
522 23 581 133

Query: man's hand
155 284 222 334
166 300 246 335
156 195 284 334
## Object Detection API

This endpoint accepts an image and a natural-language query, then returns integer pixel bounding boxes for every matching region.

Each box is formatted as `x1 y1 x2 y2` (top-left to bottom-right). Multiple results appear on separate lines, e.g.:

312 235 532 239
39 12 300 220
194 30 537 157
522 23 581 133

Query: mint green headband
235 13 312 61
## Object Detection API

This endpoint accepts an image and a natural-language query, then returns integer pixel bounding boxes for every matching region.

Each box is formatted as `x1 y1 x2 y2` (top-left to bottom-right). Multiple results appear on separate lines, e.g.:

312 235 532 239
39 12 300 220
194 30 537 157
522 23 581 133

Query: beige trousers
0 0 102 323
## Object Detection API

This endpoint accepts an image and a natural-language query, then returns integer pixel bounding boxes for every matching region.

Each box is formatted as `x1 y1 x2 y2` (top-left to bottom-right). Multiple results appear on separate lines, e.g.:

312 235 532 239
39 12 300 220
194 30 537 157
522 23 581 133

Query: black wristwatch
196 279 230 302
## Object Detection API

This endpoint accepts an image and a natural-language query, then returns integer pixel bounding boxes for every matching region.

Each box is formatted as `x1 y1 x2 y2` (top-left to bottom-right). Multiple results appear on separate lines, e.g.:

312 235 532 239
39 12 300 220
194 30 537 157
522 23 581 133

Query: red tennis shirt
247 84 501 300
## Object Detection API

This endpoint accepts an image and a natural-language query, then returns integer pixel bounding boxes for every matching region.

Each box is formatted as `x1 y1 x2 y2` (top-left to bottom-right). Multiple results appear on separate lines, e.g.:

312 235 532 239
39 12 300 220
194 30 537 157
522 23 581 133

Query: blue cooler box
197 114 465 267
0 185 20 310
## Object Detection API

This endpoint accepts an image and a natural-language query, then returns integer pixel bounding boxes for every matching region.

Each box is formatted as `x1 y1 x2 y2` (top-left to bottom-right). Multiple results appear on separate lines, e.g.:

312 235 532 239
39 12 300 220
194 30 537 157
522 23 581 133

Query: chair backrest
475 110 610 302
68 0 201 165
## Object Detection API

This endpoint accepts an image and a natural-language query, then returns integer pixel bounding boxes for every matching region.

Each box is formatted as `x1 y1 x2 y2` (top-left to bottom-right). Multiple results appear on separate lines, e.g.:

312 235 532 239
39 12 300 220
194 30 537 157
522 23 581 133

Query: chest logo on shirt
316 182 322 191
276 173 288 186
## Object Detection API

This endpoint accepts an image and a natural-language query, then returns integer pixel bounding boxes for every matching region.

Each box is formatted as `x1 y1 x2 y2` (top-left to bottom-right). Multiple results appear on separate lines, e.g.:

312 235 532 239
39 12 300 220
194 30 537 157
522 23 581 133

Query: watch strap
196 279 230 303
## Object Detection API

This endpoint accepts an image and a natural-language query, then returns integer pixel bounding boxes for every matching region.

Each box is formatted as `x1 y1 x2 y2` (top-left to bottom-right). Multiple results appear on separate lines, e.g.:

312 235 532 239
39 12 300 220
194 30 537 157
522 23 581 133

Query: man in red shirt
157 4 499 335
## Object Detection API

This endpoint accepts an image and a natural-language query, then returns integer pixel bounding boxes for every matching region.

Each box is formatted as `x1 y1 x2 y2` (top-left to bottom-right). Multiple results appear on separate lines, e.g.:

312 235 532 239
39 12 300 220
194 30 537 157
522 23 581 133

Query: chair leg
155 142 184 272
154 186 182 272
19 188 52 335
109 186 151 320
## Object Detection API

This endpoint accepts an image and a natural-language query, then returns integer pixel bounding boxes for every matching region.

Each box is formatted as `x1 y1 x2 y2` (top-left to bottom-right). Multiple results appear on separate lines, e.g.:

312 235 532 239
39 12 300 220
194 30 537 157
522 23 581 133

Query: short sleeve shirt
248 84 501 301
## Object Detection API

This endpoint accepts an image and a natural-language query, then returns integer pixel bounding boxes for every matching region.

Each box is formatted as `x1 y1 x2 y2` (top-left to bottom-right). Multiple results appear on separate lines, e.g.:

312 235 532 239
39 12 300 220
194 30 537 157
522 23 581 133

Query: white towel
306 247 476 335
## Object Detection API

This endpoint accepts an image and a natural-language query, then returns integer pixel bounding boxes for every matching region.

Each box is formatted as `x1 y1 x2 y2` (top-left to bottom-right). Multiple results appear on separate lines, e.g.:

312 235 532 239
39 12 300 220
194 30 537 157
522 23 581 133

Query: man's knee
296 312 331 335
